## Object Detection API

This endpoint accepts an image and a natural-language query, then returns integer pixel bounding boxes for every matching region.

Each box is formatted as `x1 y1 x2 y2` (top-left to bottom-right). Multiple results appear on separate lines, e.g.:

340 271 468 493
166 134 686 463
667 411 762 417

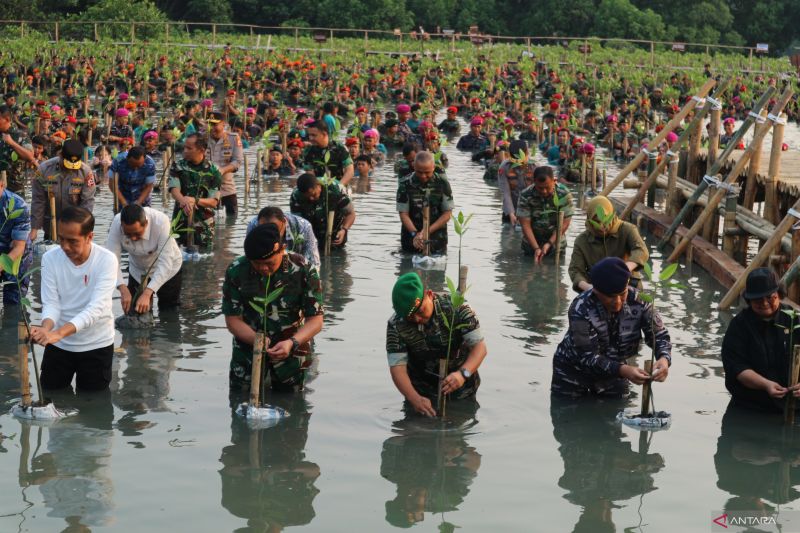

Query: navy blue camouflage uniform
551 287 671 398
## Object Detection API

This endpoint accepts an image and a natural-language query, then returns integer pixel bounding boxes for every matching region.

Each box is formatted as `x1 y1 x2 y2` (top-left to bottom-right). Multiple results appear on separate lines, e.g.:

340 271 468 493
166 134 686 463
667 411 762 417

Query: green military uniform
289 180 354 247
516 183 574 255
386 293 483 400
302 141 352 181
222 253 324 390
394 159 413 180
396 172 454 254
0 129 27 194
168 157 222 249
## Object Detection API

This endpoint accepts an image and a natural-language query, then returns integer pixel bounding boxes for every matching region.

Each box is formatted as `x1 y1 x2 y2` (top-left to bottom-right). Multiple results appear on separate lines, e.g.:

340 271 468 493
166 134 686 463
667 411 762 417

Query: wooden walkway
697 148 800 197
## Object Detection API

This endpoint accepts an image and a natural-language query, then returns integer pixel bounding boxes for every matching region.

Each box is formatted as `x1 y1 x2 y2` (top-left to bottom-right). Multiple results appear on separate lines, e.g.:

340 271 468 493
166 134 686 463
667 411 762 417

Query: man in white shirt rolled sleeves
31 206 118 391
105 203 183 314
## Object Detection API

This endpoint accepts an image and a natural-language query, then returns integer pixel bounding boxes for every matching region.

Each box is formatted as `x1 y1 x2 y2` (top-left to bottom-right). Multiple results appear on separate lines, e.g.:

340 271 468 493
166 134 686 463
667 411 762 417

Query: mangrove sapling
620 261 684 428
0 251 68 420
436 211 473 417
312 150 337 256
589 204 616 258
777 308 800 424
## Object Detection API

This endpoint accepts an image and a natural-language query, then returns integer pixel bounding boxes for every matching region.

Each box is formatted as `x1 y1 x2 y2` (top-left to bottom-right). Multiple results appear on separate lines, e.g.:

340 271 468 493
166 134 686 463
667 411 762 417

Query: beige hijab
585 195 622 236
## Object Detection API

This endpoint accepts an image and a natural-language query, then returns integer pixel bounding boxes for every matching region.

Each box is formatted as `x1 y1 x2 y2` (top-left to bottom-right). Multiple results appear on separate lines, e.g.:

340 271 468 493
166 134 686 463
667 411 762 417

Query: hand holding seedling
620 364 651 385
651 357 670 382
266 339 292 361
410 394 436 417
441 371 466 394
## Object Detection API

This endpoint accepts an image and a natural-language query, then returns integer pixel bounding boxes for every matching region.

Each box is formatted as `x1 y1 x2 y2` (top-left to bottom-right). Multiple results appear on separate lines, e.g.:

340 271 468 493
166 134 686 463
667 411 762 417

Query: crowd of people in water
0 46 797 422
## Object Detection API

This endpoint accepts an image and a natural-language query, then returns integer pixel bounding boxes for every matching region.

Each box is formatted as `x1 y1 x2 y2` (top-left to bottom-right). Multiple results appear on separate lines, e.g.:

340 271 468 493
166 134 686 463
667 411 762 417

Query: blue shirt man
0 178 33 304
109 146 157 207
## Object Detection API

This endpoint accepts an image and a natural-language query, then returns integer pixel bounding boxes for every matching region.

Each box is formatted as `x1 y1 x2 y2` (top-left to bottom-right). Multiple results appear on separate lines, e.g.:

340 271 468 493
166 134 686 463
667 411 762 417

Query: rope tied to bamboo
706 96 723 111
788 207 800 230
702 174 738 193
748 111 767 124
691 95 706 107
641 148 659 158
768 113 787 125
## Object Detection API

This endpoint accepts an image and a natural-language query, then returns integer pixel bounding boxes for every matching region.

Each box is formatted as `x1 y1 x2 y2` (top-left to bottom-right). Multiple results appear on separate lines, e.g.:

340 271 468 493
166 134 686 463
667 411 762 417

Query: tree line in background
6 0 800 55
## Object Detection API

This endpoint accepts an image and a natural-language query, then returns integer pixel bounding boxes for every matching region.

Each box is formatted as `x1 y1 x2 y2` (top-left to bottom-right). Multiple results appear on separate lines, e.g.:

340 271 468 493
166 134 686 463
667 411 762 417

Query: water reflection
112 329 175 438
380 400 481 529
551 398 665 533
715 403 800 516
319 253 354 326
494 232 570 355
219 393 320 532
20 390 115 531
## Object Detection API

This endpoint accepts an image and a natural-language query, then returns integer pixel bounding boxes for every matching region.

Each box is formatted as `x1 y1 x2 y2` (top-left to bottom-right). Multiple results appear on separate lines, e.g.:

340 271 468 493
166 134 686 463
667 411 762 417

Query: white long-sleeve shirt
41 243 117 352
105 207 183 291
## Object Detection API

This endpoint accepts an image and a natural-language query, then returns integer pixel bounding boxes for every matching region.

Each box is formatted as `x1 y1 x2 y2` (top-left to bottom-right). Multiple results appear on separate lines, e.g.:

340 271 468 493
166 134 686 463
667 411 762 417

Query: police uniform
516 182 574 255
551 288 672 398
208 131 244 215
31 157 96 239
396 171 454 255
167 158 222 249
386 293 483 400
222 252 324 390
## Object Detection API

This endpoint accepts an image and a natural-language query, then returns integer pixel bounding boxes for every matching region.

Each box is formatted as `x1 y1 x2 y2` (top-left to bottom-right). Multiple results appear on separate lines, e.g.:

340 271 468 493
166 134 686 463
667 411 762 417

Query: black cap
743 268 782 300
244 223 282 260
207 111 224 123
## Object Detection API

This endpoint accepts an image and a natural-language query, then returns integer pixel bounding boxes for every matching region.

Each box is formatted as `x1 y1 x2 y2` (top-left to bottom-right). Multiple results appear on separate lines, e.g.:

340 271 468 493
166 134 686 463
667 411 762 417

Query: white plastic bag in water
412 254 447 270
617 409 672 431
11 402 75 423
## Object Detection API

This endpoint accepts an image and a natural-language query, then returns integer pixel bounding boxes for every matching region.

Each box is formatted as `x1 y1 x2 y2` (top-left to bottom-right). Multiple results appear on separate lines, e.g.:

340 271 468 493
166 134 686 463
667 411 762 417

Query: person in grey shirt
207 111 244 217
246 205 320 269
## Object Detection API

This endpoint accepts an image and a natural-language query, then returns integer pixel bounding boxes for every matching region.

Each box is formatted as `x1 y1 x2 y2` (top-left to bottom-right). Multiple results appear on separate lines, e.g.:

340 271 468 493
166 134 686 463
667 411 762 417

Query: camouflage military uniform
222 252 323 391
394 158 413 180
31 157 96 239
551 288 671 398
0 129 28 194
386 293 483 400
302 141 353 181
396 172 454 254
167 157 222 249
289 180 354 247
516 183 574 254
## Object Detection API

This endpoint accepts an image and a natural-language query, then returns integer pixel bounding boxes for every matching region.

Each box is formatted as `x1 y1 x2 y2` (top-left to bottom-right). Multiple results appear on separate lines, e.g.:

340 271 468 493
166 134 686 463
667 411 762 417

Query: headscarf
585 195 622 236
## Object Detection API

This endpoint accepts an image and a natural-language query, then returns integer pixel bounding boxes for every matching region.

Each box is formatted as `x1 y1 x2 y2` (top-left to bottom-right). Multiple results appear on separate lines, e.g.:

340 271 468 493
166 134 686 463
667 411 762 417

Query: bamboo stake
719 195 800 309
324 210 334 256
18 323 31 408
765 113 786 226
112 171 120 214
186 208 195 250
743 110 768 210
641 360 653 416
249 333 265 408
600 78 716 196
721 192 741 261
422 205 431 257
48 191 57 241
667 88 793 264
786 346 800 425
458 265 468 293
555 211 564 269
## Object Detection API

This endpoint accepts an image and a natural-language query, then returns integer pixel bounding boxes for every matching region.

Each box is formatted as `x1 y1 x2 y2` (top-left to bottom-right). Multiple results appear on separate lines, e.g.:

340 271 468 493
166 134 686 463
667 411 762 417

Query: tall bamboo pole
765 113 786 226
18 323 31 408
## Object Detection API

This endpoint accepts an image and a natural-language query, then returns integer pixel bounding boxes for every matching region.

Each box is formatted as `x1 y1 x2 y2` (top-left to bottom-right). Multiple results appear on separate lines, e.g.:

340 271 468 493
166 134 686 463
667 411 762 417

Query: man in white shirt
105 204 183 314
31 206 117 391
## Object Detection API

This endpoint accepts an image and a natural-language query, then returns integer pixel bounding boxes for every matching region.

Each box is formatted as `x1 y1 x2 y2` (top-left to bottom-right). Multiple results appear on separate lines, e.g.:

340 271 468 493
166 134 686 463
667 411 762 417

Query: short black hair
120 203 147 225
307 120 328 134
0 105 12 119
354 154 372 165
257 205 284 222
127 146 145 160
297 172 319 193
185 133 207 151
402 142 418 157
533 165 555 181
60 205 95 235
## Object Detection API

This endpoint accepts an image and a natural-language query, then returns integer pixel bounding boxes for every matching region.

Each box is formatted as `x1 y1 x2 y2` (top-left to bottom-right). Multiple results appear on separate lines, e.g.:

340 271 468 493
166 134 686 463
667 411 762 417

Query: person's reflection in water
219 392 320 532
20 389 115 532
380 400 481 529
551 398 665 533
715 402 800 519
318 253 353 326
112 328 175 437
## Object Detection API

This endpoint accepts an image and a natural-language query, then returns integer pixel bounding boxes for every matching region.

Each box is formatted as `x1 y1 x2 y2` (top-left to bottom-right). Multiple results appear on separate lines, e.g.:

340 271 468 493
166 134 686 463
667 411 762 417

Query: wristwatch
289 336 300 354
410 231 417 237
459 367 472 380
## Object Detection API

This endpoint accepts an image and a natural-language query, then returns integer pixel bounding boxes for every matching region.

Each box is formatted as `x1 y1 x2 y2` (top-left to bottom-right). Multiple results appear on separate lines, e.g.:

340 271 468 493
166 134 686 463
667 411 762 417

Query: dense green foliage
7 0 800 54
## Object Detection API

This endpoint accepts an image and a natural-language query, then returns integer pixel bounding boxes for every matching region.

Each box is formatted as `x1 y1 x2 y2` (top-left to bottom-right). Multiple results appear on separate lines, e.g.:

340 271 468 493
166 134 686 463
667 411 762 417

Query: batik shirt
222 253 323 388
386 293 483 400
552 288 671 398
110 152 157 206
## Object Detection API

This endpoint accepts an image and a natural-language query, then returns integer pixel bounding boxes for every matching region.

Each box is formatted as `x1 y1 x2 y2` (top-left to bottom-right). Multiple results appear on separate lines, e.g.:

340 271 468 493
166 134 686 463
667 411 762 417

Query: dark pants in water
41 343 114 391
127 269 183 309
221 194 238 216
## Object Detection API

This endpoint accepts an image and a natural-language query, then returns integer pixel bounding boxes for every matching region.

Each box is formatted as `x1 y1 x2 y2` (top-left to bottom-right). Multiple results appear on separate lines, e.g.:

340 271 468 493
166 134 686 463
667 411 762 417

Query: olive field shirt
568 221 649 292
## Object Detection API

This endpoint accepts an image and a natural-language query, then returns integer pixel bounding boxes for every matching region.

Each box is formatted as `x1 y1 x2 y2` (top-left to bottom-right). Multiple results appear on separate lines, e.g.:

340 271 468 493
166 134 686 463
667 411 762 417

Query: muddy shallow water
1 113 799 532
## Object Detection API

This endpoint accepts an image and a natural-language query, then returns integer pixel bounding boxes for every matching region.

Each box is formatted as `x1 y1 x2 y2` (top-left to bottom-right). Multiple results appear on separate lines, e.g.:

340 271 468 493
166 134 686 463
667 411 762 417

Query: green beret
392 272 424 317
